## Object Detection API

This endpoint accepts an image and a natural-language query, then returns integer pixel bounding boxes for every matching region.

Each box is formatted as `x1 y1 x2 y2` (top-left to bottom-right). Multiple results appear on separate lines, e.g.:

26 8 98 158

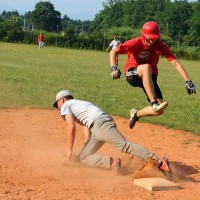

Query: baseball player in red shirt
109 21 196 129
38 33 44 50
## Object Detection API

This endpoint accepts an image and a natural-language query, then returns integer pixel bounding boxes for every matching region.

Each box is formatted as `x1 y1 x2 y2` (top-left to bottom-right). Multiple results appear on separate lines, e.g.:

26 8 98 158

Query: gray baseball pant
79 113 158 168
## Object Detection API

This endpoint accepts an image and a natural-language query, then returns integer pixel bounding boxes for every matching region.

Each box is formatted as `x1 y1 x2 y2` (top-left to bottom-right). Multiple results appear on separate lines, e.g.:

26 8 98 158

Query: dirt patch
0 109 200 200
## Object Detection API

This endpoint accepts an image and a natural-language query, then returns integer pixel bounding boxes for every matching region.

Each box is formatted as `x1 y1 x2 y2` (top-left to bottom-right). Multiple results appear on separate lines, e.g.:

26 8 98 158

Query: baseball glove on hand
186 80 196 95
110 65 121 79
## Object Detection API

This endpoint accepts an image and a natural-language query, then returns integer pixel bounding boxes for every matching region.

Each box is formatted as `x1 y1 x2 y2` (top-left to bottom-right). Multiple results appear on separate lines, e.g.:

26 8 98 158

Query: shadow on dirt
63 155 199 183
169 161 199 183
119 157 199 183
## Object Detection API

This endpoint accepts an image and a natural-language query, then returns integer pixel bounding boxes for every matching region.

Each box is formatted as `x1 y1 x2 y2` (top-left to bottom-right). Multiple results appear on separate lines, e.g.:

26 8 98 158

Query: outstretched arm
106 41 113 51
171 59 196 95
110 48 118 66
64 114 76 160
109 48 121 79
106 46 110 51
170 59 190 81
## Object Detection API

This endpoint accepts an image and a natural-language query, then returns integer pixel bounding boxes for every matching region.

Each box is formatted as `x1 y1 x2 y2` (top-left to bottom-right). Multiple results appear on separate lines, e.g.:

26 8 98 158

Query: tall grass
0 42 199 135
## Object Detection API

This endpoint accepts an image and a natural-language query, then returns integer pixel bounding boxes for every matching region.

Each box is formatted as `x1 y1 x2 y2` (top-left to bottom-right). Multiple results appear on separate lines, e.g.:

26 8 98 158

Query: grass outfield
0 42 199 135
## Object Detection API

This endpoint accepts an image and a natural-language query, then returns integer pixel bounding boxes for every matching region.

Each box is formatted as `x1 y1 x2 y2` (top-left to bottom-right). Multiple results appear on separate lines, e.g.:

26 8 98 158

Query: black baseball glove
110 65 121 79
186 80 196 95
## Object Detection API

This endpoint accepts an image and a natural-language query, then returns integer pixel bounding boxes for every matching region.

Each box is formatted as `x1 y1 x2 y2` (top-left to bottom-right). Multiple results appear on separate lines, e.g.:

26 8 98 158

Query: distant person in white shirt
106 35 121 65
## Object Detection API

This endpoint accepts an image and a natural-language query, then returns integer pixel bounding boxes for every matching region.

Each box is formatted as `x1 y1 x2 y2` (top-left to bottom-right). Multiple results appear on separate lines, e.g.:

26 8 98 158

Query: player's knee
138 64 152 76
143 64 152 73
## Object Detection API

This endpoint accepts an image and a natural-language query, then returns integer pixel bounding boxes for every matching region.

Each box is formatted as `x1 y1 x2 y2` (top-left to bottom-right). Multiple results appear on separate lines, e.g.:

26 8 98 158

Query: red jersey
117 36 176 75
38 34 44 42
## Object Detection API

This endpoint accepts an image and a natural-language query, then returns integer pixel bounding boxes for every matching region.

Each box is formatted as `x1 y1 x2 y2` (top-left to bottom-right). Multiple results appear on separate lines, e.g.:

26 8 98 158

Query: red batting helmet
142 21 160 39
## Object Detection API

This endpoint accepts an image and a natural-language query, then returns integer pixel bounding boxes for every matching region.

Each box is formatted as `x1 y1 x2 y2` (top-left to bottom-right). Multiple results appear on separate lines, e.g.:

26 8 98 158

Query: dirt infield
0 109 200 200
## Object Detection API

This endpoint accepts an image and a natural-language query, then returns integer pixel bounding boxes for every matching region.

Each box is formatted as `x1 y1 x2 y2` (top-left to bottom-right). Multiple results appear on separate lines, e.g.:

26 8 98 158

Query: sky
0 0 196 21
0 0 105 21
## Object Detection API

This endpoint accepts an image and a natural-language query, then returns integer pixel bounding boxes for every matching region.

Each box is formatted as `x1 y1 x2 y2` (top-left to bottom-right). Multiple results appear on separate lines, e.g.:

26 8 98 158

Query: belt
89 123 94 129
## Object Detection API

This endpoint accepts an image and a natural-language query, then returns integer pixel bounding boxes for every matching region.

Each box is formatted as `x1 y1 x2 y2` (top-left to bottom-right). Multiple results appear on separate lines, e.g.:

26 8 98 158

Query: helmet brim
143 33 160 39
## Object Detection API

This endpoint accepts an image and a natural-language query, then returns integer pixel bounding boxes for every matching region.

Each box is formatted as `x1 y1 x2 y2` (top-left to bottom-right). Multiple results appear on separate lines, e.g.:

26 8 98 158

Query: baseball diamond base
133 178 181 191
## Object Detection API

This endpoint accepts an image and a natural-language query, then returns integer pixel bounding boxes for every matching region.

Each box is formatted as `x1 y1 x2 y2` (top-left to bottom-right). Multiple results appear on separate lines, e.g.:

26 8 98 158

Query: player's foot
152 100 168 112
111 158 121 175
158 157 171 172
129 108 139 129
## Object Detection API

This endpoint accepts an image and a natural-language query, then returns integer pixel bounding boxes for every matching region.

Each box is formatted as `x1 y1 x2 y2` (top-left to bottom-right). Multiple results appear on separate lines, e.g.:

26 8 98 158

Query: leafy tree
161 0 192 42
61 15 71 31
91 0 196 45
0 0 200 51
90 0 126 32
190 0 200 36
23 11 34 31
2 15 24 42
89 4 111 32
91 0 170 32
0 10 20 20
183 0 200 45
61 15 91 34
31 1 61 32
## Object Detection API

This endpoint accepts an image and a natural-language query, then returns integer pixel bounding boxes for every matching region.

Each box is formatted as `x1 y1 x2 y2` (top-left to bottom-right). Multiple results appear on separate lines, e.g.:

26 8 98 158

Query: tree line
91 0 200 46
0 0 199 60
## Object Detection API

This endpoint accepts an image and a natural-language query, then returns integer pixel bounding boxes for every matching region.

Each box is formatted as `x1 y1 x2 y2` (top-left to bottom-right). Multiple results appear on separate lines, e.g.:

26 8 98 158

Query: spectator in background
106 35 121 65
38 33 44 50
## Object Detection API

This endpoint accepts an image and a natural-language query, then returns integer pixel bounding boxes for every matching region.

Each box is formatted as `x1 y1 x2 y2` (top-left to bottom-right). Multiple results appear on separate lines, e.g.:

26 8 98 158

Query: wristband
110 65 118 72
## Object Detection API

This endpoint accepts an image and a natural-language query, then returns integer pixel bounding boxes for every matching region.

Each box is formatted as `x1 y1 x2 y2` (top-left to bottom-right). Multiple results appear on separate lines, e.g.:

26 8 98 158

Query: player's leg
102 121 170 171
126 68 167 128
79 135 111 168
98 118 159 161
137 64 156 102
79 115 115 168
137 64 168 111
41 42 44 49
132 75 167 119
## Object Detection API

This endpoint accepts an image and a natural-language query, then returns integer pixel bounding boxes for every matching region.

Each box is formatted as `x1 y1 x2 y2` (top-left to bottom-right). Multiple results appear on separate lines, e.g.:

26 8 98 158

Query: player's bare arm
170 59 190 81
110 48 118 66
171 59 196 95
109 48 121 79
65 114 76 160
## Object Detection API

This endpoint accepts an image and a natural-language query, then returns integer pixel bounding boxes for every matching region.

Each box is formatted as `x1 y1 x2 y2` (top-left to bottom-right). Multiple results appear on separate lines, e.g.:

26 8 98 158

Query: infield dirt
0 109 200 200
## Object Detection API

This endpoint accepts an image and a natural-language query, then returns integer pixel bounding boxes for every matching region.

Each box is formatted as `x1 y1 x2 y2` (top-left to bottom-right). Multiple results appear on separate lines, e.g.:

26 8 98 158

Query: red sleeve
117 39 139 54
157 41 176 61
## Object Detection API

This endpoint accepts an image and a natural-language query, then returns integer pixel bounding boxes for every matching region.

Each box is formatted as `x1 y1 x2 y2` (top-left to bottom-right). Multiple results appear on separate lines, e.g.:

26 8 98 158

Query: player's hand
186 80 196 95
63 153 79 165
64 150 72 161
110 65 121 79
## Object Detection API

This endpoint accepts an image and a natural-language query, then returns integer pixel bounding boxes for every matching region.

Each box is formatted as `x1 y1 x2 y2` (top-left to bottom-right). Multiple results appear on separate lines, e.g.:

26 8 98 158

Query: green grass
0 42 199 135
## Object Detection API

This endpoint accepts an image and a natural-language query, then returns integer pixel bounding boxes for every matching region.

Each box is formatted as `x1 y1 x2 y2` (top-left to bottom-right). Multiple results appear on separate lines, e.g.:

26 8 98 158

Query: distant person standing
38 33 44 50
106 35 121 65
